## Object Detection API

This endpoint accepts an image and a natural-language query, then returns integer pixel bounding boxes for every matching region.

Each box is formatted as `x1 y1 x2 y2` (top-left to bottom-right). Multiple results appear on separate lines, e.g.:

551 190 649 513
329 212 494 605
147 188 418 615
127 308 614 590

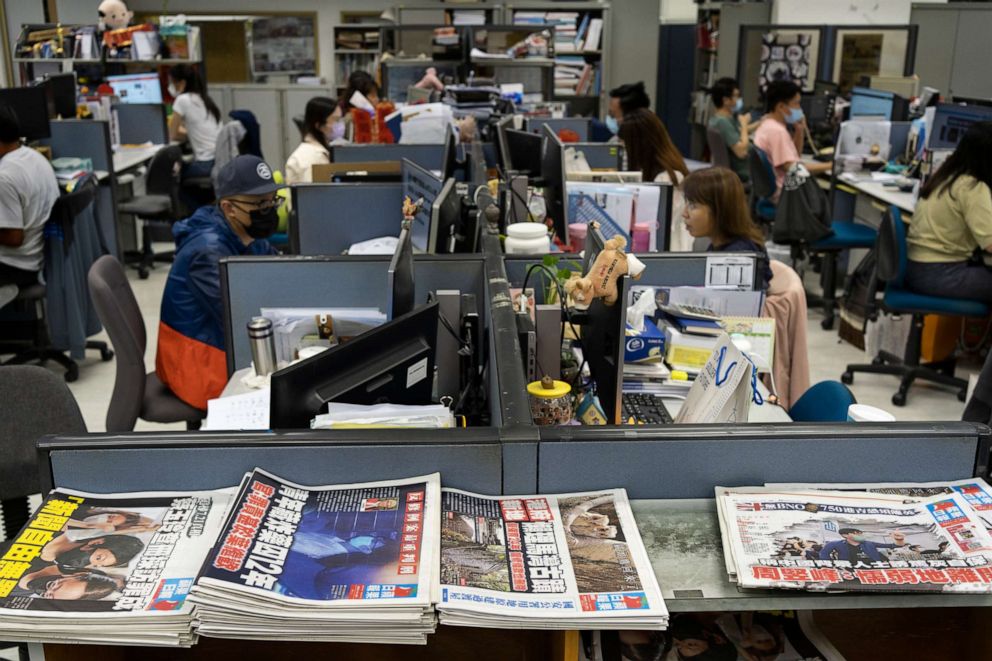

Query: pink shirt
754 118 799 202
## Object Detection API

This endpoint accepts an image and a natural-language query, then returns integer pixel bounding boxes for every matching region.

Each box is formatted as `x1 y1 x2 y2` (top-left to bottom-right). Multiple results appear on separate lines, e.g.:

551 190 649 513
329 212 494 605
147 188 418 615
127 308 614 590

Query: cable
519 263 588 387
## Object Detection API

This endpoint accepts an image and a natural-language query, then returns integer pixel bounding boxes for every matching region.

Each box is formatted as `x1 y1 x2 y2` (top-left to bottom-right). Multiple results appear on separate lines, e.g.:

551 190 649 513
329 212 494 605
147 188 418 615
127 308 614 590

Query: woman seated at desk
681 166 773 290
905 121 992 303
617 108 691 250
168 65 222 207
285 96 343 185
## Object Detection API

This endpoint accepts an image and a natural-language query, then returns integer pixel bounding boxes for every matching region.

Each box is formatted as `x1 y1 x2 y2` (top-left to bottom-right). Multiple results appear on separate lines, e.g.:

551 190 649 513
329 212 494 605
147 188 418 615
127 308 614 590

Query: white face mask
168 82 178 98
86 514 114 524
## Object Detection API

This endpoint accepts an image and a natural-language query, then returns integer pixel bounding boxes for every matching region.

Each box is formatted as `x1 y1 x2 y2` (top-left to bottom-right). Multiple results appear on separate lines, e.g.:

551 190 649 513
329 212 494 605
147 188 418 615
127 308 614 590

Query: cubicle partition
44 119 118 257
114 103 167 146
526 117 592 141
571 142 624 170
290 182 403 255
332 144 446 171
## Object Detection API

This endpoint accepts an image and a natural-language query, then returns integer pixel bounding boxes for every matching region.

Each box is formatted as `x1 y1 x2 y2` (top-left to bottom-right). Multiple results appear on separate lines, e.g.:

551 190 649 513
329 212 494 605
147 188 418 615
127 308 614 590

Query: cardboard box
624 316 665 364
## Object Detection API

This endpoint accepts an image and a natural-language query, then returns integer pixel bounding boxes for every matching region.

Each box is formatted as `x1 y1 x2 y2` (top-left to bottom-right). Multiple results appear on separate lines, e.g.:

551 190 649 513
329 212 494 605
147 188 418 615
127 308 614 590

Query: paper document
704 256 756 291
311 403 455 429
203 388 270 431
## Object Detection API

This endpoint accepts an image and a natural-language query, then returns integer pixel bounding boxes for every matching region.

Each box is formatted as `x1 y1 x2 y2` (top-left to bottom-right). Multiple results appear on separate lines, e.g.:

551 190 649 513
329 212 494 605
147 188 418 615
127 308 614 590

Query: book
658 310 724 337
585 19 604 51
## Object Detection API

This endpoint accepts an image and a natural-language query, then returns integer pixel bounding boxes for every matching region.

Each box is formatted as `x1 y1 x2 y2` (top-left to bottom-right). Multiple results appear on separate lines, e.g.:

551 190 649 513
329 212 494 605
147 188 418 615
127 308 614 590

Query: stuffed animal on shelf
98 0 133 31
564 229 646 309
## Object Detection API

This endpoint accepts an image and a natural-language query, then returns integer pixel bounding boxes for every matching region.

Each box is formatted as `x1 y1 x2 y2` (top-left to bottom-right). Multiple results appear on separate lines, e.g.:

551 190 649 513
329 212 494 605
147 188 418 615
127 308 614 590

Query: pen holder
527 376 572 425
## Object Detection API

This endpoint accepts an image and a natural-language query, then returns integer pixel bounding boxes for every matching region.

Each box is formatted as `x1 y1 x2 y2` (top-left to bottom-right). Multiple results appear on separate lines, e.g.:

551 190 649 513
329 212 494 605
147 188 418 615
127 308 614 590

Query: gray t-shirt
708 114 750 182
0 146 60 272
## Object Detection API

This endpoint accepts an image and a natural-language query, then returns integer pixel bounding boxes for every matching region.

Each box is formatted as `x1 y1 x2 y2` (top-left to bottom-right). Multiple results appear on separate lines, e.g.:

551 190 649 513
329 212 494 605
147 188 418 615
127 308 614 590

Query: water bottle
247 317 277 377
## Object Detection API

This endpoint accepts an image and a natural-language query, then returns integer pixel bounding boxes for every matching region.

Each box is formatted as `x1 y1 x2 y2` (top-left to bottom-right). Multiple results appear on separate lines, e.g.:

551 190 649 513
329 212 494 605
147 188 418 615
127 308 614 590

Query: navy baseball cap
214 155 283 199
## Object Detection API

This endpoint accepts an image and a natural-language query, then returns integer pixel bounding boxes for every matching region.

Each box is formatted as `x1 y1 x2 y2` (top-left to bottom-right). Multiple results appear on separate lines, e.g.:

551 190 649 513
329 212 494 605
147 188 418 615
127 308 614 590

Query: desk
633 498 992 612
836 173 916 215
113 144 164 174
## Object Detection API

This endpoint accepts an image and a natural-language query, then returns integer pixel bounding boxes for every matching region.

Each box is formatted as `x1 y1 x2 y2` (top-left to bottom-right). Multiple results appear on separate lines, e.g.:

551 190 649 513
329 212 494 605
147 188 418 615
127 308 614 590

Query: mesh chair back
87 255 147 432
875 207 907 288
0 365 86 499
748 146 777 201
145 145 183 209
706 126 731 169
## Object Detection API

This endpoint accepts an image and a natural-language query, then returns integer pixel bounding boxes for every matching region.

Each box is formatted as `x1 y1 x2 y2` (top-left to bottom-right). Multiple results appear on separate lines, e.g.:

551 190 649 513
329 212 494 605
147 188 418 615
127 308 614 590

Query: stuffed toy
98 0 133 31
402 196 424 223
564 229 646 309
414 67 445 93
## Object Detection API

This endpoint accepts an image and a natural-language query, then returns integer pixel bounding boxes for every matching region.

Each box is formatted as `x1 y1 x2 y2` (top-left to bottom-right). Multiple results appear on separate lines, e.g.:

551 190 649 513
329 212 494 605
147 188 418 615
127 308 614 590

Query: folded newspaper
190 470 441 644
439 488 668 629
717 483 992 593
0 486 233 647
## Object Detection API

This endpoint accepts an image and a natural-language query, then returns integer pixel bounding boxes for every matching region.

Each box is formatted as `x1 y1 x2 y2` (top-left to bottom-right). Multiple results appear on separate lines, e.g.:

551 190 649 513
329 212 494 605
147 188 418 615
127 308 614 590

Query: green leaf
542 254 556 267
557 268 573 280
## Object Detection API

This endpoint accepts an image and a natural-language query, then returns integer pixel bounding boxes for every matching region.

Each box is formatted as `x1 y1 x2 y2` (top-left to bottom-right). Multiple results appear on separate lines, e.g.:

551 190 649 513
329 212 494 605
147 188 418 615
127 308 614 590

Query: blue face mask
786 107 804 125
733 98 743 113
605 115 619 135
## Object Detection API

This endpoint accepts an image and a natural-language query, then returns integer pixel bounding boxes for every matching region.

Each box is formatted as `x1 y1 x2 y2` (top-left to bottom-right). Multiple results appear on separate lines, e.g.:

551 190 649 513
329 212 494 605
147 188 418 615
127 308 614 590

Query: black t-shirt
846 542 873 564
708 237 773 290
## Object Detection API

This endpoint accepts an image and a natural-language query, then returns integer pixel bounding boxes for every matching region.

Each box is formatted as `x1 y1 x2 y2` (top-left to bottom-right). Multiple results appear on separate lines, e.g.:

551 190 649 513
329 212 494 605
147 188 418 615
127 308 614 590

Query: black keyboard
622 393 674 425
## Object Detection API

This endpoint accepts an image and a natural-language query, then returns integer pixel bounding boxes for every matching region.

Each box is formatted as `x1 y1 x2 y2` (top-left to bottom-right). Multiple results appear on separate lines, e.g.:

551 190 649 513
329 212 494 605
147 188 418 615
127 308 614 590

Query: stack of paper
438 488 668 630
0 487 233 647
451 10 486 26
190 471 441 644
716 480 992 593
311 403 456 429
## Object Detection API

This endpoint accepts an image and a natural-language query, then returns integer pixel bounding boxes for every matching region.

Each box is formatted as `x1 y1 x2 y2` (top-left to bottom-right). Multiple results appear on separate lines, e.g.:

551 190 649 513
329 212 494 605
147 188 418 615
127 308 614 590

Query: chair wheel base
892 392 907 407
100 348 114 362
64 363 79 383
821 316 835 331
841 371 853 385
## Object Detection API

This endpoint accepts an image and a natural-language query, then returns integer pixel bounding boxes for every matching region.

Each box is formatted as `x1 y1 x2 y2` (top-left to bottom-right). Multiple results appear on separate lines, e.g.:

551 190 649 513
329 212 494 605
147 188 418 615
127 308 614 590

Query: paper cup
847 404 895 422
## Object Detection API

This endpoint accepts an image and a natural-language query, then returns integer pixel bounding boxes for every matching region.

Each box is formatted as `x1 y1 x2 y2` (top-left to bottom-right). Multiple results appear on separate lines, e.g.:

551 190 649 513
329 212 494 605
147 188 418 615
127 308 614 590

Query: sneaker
0 284 18 309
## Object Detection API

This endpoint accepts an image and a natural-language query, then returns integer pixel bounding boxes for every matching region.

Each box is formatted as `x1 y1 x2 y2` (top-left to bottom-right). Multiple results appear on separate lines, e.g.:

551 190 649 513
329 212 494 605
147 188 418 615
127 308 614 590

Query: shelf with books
333 16 384 92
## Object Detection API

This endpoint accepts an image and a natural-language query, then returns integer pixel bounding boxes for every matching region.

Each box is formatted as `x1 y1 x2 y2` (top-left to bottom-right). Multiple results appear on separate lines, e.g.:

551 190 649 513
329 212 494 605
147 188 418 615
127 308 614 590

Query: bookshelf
504 2 611 118
394 3 500 27
333 12 384 98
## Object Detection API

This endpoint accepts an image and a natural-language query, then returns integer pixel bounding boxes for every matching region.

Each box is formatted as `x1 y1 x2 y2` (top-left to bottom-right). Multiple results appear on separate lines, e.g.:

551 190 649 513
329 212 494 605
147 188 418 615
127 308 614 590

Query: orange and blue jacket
156 206 276 410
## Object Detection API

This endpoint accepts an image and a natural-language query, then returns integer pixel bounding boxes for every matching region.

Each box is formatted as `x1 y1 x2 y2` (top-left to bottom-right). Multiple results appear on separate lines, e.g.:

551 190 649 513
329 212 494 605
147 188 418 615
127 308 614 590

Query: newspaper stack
716 480 992 593
190 470 441 644
438 488 668 629
0 487 233 647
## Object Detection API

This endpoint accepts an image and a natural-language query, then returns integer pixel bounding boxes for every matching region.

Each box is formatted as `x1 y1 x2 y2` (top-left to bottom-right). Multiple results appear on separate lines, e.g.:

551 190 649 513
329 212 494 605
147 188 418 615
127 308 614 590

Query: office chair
117 145 183 279
750 145 877 330
88 255 205 431
842 207 988 406
706 126 732 169
788 380 856 422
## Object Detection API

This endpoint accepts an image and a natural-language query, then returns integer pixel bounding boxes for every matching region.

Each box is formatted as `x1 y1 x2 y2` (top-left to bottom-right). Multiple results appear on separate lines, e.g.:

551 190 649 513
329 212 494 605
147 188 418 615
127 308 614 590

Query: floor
9 256 974 432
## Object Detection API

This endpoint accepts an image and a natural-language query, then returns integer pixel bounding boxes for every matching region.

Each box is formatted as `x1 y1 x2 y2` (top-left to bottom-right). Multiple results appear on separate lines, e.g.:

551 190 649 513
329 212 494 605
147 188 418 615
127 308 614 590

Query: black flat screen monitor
494 114 514 173
388 223 415 320
431 178 462 254
441 125 459 181
0 87 51 140
270 301 439 429
401 158 443 253
540 124 568 245
40 73 77 119
504 128 543 177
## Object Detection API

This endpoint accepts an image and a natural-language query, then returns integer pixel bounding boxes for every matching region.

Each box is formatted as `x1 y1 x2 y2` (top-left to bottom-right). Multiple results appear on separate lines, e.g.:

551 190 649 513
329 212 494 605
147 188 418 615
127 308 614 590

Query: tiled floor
5 257 977 431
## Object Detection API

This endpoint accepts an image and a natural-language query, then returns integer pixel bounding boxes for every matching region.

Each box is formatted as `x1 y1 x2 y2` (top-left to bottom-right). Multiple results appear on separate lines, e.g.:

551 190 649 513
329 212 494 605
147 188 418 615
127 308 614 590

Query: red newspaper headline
212 480 276 572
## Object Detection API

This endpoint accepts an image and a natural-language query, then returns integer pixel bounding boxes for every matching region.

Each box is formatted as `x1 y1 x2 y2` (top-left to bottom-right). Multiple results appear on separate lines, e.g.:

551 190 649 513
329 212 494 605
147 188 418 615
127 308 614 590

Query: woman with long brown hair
681 166 772 288
618 109 692 250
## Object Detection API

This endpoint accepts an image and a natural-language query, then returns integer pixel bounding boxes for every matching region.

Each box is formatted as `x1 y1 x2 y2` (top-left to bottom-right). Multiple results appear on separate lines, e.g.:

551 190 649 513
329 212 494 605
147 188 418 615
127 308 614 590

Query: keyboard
622 393 674 425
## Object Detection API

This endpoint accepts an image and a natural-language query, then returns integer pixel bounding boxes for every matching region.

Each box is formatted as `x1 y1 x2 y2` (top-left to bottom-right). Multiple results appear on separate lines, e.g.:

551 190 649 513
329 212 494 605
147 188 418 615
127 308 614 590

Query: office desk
836 172 916 215
113 144 165 173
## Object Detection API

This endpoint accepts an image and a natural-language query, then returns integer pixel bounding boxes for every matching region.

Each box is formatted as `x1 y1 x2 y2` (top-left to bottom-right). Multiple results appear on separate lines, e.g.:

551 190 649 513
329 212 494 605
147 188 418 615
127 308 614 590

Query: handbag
772 164 833 245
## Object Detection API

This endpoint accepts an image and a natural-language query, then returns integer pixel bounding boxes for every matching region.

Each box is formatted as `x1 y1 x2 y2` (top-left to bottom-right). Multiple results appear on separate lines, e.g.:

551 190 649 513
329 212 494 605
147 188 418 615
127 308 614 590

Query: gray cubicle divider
37 429 504 496
536 422 992 499
45 119 118 258
889 121 912 158
504 251 762 304
114 103 168 146
290 183 403 255
332 144 445 171
526 117 591 141
572 142 624 170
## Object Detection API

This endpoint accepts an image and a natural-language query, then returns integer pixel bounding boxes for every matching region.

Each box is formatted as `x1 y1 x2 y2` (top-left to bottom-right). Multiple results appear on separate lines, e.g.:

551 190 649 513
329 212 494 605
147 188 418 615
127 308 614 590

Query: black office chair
706 126 731 169
842 207 989 406
118 145 183 279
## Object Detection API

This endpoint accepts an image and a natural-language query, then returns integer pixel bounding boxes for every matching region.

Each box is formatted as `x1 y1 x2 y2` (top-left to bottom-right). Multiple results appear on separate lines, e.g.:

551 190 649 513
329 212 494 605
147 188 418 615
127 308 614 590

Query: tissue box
624 316 665 363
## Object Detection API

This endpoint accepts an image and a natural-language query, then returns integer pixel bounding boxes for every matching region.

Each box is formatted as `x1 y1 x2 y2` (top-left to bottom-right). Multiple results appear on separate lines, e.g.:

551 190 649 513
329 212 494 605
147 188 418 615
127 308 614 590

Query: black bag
772 168 833 245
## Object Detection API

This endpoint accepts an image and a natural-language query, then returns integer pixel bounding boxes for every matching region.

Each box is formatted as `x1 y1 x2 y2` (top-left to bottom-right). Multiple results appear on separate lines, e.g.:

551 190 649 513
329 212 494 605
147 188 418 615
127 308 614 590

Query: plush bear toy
564 230 646 310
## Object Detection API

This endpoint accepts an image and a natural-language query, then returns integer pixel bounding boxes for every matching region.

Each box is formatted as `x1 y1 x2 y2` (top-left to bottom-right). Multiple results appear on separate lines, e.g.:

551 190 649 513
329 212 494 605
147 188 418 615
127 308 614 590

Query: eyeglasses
229 197 285 212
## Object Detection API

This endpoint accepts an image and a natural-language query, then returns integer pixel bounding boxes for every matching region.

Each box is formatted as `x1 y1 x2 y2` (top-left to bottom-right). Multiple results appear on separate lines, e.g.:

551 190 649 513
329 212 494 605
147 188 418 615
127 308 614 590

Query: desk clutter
0 471 667 647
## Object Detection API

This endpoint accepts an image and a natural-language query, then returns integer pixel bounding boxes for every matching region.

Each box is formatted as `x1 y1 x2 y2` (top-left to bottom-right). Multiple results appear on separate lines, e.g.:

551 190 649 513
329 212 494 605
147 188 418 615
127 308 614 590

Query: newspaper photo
718 487 992 593
439 488 668 629
618 610 845 661
0 487 233 646
191 470 440 643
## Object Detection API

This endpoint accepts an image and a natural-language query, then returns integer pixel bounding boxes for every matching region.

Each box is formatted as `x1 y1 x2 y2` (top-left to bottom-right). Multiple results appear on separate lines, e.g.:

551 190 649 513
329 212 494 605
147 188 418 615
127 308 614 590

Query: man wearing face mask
707 77 751 184
753 80 832 202
818 528 907 563
156 155 282 410
589 82 652 142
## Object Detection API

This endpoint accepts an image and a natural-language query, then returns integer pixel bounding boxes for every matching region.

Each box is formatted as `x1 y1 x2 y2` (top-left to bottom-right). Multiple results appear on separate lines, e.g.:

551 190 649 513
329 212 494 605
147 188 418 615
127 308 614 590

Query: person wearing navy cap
156 155 284 411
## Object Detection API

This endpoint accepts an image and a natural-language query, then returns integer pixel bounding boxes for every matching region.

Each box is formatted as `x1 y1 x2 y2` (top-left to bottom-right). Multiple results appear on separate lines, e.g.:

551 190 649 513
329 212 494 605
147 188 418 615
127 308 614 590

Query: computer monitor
929 103 992 151
494 114 514 173
105 73 164 105
269 300 439 429
401 158 444 253
540 124 568 246
504 128 543 176
849 86 908 121
387 222 415 320
432 177 462 254
39 73 77 119
0 87 51 140
441 125 459 181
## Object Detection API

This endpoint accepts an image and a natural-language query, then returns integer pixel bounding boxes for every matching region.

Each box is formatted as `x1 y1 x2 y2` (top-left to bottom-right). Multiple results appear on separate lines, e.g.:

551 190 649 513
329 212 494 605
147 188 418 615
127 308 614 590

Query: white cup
847 404 896 422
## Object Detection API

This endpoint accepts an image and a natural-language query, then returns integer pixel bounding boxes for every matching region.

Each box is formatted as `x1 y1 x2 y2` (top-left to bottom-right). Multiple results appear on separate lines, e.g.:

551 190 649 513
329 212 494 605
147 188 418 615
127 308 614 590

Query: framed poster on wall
831 27 916 94
249 16 317 77
737 26 824 106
